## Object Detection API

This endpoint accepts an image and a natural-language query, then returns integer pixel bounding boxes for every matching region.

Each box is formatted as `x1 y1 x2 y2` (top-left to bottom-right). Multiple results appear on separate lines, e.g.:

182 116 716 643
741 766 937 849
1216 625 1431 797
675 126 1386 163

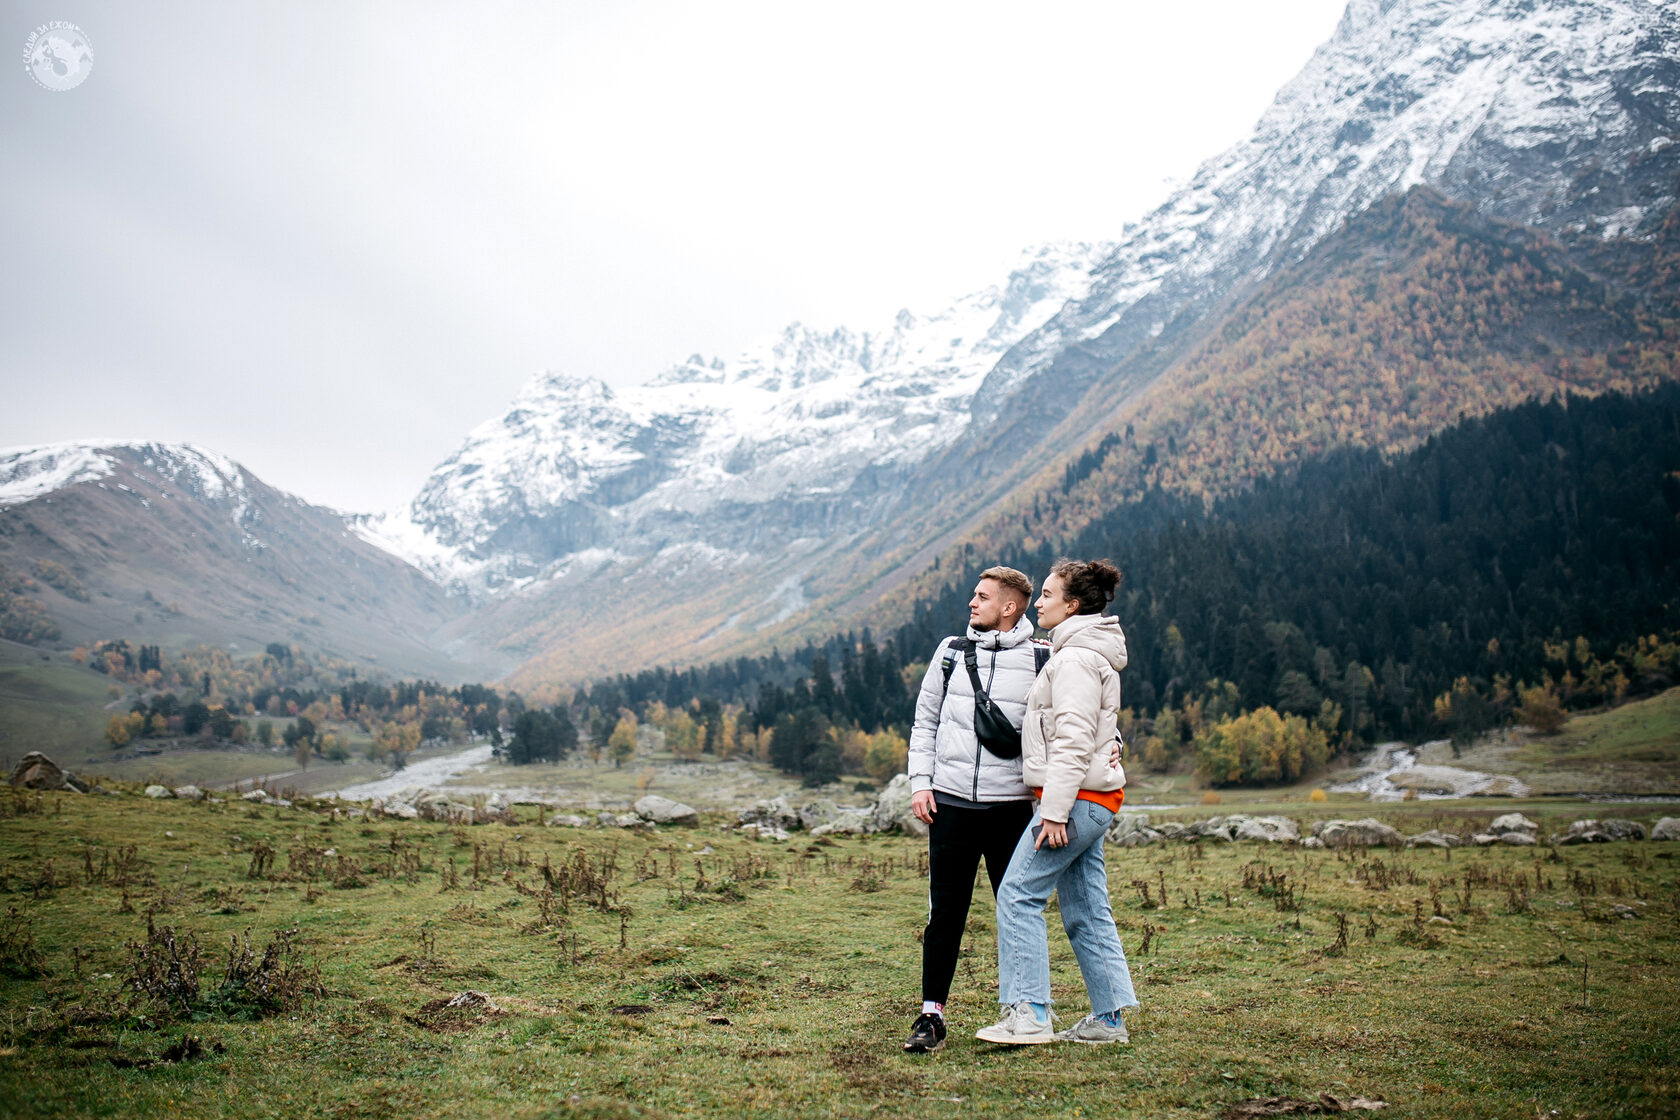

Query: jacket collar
967 613 1034 650
1049 610 1109 651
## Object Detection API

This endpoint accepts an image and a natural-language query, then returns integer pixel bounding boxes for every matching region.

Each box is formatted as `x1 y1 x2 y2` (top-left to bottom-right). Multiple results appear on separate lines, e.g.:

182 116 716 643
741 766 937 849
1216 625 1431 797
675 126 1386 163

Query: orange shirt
1029 787 1125 816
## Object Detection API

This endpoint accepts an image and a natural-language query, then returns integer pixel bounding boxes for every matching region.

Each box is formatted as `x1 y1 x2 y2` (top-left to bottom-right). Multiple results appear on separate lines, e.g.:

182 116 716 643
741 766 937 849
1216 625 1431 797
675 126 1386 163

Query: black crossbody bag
963 645 1024 759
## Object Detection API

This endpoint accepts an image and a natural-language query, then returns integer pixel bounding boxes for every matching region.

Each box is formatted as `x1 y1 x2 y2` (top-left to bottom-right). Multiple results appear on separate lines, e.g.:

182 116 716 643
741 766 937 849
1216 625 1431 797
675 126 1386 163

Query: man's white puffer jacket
907 615 1043 803
1021 611 1128 825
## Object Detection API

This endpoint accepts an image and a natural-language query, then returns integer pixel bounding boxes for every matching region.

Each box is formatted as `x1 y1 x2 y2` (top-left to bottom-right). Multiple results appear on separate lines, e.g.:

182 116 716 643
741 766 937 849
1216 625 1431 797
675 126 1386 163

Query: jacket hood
968 614 1034 650
1049 612 1128 671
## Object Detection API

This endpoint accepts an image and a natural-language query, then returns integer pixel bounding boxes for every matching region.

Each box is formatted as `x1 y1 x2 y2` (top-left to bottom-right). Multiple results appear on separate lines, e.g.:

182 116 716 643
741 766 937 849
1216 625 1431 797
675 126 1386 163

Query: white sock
921 1001 943 1017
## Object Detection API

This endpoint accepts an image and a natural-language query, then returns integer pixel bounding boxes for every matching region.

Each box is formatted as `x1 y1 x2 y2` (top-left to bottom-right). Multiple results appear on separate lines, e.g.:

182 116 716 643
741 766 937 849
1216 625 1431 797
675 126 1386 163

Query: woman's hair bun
1051 558 1121 615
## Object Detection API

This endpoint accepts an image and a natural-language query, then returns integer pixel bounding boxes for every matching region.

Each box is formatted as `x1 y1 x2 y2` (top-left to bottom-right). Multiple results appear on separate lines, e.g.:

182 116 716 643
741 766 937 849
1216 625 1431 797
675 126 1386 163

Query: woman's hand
1035 820 1068 849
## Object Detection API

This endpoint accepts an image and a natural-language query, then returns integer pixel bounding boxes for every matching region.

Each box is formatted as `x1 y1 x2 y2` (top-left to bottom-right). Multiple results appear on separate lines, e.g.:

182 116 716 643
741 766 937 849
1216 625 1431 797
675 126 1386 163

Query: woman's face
1035 573 1078 630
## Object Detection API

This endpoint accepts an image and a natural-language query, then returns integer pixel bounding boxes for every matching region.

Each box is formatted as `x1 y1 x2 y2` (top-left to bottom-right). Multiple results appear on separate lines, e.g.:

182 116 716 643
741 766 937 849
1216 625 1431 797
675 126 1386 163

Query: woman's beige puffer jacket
1020 611 1128 825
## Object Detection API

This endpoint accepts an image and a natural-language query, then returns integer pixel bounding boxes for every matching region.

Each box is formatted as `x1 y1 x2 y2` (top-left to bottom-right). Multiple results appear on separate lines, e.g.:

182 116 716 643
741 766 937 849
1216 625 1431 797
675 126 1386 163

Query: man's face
968 578 1021 632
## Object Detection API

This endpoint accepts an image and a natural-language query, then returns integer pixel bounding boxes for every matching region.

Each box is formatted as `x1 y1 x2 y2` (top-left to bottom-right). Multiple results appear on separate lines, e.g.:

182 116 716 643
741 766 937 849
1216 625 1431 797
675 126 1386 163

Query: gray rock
1498 831 1538 845
1232 816 1300 843
1553 818 1645 844
172 785 205 801
144 784 173 799
738 796 800 831
1301 836 1325 849
1651 817 1680 841
1405 829 1462 848
798 799 841 832
635 795 700 826
1471 833 1500 846
8 752 87 792
869 775 927 837
1108 818 1164 847
546 813 589 828
1187 817 1236 842
739 822 790 842
1487 813 1538 835
1106 812 1153 842
1314 818 1402 847
241 790 270 802
1545 819 1639 846
1153 821 1190 840
378 800 420 820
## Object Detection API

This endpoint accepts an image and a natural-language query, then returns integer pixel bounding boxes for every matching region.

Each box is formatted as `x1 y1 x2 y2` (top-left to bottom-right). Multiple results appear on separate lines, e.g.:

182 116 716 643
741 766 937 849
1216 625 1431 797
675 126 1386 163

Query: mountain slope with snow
0 441 490 678
382 0 1677 608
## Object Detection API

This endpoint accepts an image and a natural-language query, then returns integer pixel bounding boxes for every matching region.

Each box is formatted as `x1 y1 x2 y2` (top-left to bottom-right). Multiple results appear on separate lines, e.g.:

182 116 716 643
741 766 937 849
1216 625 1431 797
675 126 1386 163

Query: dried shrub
206 927 325 1019
124 918 206 1013
0 905 48 978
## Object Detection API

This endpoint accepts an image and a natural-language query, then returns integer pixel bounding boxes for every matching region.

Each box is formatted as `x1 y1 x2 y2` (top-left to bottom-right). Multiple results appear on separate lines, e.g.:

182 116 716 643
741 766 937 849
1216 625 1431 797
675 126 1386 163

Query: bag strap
938 638 973 702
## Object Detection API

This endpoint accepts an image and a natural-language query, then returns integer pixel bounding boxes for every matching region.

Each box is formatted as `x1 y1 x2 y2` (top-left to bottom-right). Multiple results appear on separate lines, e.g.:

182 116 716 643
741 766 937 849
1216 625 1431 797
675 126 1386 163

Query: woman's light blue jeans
995 800 1139 1013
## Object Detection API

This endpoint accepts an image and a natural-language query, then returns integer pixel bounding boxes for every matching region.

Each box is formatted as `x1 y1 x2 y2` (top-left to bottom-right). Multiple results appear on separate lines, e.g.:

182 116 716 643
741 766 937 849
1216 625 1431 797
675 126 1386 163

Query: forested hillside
964 187 1680 563
582 387 1679 784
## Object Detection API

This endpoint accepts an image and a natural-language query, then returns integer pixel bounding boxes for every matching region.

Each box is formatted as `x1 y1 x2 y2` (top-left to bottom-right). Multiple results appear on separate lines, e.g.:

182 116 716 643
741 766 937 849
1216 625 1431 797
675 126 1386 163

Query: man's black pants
921 798 1035 1005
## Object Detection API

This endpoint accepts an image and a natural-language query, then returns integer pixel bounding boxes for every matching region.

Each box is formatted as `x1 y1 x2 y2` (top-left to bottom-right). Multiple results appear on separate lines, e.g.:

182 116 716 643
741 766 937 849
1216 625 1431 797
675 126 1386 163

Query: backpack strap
938 638 973 701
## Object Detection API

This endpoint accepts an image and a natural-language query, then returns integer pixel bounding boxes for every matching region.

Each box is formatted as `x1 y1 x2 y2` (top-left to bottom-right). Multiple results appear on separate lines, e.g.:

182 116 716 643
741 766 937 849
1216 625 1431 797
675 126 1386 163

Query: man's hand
1034 819 1068 849
911 790 937 824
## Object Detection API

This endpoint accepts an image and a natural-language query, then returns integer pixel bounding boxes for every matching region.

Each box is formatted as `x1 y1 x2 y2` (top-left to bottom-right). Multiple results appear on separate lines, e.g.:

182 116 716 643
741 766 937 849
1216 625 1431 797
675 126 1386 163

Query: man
901 566 1044 1054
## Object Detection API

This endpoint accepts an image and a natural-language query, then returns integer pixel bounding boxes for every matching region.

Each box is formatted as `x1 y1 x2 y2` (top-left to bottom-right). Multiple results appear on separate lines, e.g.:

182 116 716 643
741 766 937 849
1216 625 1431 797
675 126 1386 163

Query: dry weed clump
123 918 324 1020
0 904 48 978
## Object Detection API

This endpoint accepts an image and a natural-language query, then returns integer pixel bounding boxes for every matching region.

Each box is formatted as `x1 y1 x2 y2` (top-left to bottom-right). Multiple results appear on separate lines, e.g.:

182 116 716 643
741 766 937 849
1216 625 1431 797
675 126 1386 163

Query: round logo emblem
24 21 94 92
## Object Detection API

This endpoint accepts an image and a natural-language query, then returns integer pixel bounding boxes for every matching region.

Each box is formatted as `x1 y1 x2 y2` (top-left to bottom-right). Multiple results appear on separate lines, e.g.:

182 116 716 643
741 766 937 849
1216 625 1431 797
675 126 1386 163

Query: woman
975 558 1139 1045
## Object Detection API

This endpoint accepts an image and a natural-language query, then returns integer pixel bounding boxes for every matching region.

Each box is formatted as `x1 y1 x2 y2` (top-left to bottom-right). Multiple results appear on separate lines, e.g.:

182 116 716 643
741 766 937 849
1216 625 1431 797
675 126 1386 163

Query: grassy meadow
2 789 1677 1120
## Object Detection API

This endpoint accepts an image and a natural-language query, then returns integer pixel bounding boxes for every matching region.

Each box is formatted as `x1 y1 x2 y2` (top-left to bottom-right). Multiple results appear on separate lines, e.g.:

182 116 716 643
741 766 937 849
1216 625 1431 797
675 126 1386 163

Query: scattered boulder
172 785 205 801
144 785 173 799
1651 818 1680 841
241 790 269 803
1301 836 1325 849
1232 816 1300 843
8 751 87 792
1405 829 1462 848
809 809 872 837
1552 818 1645 845
1313 818 1402 847
1107 813 1163 848
546 813 589 828
738 796 800 832
797 799 842 832
869 775 927 837
1487 813 1538 835
634 795 699 827
738 822 790 842
1186 817 1237 842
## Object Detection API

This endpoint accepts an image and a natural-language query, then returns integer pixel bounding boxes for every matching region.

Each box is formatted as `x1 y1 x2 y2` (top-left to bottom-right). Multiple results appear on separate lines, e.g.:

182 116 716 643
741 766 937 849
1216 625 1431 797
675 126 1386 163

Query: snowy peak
0 440 250 512
376 239 1114 586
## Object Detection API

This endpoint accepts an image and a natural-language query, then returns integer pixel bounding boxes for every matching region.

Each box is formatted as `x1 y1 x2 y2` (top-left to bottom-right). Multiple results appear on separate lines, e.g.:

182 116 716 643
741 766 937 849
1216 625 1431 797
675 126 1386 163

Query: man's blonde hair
979 566 1033 603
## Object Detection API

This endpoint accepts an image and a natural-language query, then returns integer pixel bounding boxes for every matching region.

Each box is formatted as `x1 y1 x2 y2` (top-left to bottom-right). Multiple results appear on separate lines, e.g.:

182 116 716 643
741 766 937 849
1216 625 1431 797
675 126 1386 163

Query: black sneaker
903 1012 947 1053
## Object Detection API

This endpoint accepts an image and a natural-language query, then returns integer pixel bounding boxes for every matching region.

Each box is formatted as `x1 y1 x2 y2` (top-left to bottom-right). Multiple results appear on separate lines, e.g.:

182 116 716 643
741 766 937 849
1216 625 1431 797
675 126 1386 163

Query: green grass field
0 642 116 767
2 789 1677 1119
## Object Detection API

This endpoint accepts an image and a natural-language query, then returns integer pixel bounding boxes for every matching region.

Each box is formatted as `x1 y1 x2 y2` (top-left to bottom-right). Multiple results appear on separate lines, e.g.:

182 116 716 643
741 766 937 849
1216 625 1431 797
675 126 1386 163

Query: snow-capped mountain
0 441 484 677
373 0 1677 605
362 240 1114 588
987 0 1679 410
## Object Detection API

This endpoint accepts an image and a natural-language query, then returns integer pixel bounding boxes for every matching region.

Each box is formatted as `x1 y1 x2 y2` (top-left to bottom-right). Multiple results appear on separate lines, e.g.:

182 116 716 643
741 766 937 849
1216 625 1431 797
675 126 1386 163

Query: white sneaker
1056 1011 1129 1044
975 1001 1057 1045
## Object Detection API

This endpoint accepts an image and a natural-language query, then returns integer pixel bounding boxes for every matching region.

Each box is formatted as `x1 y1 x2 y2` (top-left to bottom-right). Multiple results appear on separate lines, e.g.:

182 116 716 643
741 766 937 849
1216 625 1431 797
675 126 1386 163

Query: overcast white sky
2 0 1348 514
